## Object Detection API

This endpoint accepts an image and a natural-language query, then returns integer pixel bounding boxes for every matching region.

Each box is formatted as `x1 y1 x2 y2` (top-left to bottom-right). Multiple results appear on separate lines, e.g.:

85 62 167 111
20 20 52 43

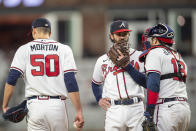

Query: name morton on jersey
30 44 58 51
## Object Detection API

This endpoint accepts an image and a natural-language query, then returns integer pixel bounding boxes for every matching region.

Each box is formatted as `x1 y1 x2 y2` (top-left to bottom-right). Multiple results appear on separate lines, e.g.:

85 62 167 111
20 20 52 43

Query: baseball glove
108 40 130 68
2 100 28 123
142 119 158 131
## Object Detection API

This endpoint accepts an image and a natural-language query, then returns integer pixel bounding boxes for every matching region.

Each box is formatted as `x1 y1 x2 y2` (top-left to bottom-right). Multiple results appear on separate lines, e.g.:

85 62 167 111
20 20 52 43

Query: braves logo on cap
110 20 132 34
120 22 126 28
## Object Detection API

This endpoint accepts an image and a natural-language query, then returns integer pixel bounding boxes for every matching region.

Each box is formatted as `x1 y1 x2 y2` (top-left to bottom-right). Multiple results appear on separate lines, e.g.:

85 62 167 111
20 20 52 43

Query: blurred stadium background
0 0 196 131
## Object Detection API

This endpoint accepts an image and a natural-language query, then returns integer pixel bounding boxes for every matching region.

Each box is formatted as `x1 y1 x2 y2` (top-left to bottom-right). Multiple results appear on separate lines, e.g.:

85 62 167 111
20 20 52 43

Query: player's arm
91 81 102 102
92 81 110 111
2 83 15 113
124 64 146 88
117 50 146 88
91 57 110 111
145 72 160 121
142 72 160 131
2 69 22 113
64 72 84 129
68 92 84 129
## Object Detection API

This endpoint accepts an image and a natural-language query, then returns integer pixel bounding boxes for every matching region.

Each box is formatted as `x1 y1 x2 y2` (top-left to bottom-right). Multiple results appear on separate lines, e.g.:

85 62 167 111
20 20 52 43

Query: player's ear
32 28 35 37
32 28 37 34
32 28 38 39
154 37 159 45
152 37 159 45
110 34 114 40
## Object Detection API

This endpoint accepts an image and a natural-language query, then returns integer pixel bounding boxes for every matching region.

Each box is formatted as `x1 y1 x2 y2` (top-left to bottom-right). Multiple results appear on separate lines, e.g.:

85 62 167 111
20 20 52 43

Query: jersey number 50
30 54 59 77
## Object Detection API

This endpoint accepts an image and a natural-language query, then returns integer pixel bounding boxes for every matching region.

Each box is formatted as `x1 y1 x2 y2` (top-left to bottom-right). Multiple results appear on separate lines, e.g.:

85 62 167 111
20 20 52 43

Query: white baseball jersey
10 39 77 98
145 47 190 131
145 47 188 99
92 48 145 100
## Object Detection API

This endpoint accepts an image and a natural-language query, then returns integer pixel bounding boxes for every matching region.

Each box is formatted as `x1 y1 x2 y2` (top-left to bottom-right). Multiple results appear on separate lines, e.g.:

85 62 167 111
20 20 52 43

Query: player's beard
112 39 130 54
115 39 130 50
109 36 130 49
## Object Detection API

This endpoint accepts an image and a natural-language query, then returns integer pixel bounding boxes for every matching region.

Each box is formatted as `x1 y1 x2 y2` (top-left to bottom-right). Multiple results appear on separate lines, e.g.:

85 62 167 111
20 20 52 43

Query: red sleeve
147 89 159 105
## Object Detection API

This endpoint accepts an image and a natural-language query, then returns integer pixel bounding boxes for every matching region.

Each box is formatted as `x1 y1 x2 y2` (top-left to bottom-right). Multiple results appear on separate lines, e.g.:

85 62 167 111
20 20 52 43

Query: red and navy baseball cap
32 18 51 30
110 20 132 34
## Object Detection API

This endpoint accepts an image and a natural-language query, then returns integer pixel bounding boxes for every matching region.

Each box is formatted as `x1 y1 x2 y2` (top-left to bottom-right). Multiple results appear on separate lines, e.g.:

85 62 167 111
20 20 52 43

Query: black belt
27 96 66 100
157 97 187 104
111 97 142 105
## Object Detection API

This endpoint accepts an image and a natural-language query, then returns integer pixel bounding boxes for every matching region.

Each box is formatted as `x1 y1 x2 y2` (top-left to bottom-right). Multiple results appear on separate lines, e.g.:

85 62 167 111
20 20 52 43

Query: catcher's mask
142 27 151 50
148 23 175 45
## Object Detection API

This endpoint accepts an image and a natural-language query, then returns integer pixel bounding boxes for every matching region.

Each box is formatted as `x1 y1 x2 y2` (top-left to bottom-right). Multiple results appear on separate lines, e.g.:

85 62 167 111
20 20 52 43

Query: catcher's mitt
3 100 28 123
108 40 130 68
142 119 158 131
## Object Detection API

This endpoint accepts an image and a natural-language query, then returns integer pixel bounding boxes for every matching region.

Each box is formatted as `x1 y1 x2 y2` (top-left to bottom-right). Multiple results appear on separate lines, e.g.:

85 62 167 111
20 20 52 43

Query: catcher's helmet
148 23 174 44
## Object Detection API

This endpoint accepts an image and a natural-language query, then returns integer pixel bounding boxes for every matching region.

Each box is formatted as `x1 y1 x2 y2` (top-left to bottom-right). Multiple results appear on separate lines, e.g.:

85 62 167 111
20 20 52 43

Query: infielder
92 20 146 131
139 23 191 131
2 18 84 131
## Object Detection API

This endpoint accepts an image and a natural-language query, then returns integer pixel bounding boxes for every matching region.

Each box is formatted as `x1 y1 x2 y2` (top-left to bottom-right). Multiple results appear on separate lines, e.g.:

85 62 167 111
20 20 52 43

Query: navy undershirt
124 64 146 88
7 69 22 86
91 82 102 102
64 72 79 92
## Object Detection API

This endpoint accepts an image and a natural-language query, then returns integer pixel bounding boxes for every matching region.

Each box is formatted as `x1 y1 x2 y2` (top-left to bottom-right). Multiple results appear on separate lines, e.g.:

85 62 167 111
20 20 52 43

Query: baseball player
139 23 191 131
91 20 146 131
2 18 84 131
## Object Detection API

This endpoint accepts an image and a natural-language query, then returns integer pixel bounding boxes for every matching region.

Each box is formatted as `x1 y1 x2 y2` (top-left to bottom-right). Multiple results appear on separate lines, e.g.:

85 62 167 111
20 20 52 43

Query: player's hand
144 111 153 122
98 98 111 111
74 111 84 130
117 49 129 68
142 119 158 131
142 111 158 131
117 49 124 60
2 106 9 113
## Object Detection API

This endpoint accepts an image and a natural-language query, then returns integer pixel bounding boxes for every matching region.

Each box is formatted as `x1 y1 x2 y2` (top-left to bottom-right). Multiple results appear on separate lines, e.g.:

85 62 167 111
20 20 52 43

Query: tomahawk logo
120 22 126 28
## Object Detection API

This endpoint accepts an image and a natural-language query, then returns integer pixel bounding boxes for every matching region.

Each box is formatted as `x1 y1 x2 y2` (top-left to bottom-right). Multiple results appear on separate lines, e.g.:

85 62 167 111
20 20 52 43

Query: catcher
139 24 190 131
91 20 146 131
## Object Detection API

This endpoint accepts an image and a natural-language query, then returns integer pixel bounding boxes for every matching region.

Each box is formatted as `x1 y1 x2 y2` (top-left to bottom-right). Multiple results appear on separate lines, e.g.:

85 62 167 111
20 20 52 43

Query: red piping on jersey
148 89 159 105
146 70 161 75
10 67 24 76
32 41 58 44
140 45 180 63
139 45 170 62
64 69 77 73
113 69 125 75
116 74 122 99
92 79 103 85
123 72 129 98
130 50 136 56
